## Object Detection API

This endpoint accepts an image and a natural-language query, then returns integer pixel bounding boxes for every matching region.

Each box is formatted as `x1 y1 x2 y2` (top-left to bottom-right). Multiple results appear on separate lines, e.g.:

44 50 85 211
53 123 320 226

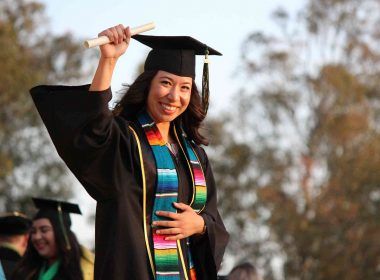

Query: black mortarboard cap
0 212 31 235
132 35 222 113
33 198 81 216
32 198 81 250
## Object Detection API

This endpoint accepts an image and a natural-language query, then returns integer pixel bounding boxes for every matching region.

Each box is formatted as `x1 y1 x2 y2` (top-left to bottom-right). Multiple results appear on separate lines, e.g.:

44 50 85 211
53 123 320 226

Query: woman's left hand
153 202 205 241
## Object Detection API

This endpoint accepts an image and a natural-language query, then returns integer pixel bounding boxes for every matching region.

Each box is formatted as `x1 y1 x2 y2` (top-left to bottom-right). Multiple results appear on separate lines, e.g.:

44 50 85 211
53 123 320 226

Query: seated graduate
12 198 94 280
29 24 229 279
0 212 31 279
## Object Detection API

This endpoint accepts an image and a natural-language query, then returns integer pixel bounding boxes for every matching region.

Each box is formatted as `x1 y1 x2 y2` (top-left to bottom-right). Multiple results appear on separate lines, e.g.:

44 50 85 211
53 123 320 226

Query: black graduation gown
0 246 21 279
30 84 229 280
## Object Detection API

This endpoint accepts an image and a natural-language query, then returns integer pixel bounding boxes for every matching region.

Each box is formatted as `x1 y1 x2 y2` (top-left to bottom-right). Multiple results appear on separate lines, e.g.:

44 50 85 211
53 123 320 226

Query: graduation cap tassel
57 203 71 251
202 48 210 114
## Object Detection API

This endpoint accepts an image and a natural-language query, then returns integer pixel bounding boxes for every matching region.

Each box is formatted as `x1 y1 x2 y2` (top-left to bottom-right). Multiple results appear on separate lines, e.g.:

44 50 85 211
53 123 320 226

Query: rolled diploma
84 22 155 48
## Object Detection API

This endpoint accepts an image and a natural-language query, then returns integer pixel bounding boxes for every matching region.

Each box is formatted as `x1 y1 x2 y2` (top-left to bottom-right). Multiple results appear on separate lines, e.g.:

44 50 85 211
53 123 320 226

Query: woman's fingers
153 220 179 228
164 234 184 241
155 228 185 240
124 26 131 45
155 227 181 235
155 210 179 219
111 27 119 44
116 24 124 44
155 202 193 219
98 24 128 45
173 202 192 211
98 29 113 42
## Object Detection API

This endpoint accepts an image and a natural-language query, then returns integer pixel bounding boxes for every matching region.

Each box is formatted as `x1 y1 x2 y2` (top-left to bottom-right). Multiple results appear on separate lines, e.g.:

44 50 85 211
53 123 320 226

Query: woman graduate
29 24 229 280
12 198 94 280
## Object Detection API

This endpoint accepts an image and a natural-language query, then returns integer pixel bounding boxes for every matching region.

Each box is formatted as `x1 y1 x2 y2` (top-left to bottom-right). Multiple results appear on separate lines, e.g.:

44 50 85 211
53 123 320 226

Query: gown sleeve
190 147 230 278
30 84 136 201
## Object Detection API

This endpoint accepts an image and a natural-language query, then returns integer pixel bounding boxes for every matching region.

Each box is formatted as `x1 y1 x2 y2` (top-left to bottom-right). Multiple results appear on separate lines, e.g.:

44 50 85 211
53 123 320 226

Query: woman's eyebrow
159 76 191 85
159 76 174 81
39 225 52 230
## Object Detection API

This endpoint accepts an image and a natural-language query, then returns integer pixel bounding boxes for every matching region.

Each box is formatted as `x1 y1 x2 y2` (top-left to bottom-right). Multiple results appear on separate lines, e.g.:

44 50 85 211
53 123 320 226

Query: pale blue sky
38 0 304 272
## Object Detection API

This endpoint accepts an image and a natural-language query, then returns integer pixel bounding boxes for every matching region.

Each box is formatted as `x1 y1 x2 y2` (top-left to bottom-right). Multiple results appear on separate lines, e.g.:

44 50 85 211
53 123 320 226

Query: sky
38 0 304 273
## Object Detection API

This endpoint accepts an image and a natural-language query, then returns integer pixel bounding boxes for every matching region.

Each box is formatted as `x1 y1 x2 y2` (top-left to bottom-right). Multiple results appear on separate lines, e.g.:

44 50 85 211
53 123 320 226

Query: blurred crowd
0 198 94 280
1 199 262 280
0 198 262 280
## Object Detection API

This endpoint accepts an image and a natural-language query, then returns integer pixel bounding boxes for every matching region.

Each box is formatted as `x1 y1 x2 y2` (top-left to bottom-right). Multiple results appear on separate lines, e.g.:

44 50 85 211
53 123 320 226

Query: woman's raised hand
90 24 131 91
98 24 131 59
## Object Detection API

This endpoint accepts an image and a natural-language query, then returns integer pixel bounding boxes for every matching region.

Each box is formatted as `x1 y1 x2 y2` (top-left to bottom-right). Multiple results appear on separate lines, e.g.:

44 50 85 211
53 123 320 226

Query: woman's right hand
90 24 131 91
98 24 131 59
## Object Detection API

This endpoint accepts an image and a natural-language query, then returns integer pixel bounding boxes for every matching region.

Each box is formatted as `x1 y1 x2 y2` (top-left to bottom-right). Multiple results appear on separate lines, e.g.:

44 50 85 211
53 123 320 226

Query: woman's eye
40 227 51 234
161 80 171 86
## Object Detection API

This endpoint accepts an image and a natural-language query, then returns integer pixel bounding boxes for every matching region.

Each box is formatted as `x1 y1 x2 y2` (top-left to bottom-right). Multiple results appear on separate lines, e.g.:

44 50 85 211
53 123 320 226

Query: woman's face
147 70 192 124
31 218 58 261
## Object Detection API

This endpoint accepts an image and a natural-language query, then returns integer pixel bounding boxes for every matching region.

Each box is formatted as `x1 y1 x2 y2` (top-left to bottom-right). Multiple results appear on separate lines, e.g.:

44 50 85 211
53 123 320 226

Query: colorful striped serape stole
181 133 207 279
139 112 180 279
138 111 207 280
182 137 207 212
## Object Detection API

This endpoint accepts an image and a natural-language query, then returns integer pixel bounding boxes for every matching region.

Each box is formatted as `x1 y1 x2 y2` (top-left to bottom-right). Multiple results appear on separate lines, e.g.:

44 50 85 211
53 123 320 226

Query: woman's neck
156 122 172 143
47 256 58 266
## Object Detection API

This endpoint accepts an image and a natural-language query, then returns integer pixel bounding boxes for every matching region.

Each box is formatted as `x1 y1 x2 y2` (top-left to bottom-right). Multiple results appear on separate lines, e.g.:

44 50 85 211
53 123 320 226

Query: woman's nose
32 231 41 240
167 86 180 101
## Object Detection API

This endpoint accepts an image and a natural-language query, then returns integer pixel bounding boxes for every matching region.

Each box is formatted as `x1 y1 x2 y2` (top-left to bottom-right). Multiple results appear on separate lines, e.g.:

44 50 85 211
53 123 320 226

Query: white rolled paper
84 22 156 48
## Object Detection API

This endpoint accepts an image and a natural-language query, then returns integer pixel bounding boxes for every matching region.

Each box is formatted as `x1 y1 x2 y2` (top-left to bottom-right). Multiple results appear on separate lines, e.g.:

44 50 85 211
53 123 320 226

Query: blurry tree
208 0 380 279
0 0 95 213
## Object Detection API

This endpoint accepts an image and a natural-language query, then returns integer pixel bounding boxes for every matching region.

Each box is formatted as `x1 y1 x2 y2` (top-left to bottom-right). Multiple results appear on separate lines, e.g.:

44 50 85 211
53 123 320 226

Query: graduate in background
30 24 229 279
0 212 31 279
227 263 263 280
12 198 94 280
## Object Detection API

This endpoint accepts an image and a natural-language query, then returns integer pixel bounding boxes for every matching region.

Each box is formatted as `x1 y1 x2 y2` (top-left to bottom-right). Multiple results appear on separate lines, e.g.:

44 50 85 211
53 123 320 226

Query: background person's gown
0 245 21 279
30 85 229 280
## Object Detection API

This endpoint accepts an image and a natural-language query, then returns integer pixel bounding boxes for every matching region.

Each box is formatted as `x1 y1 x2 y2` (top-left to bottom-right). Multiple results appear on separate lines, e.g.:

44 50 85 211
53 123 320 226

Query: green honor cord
38 260 61 280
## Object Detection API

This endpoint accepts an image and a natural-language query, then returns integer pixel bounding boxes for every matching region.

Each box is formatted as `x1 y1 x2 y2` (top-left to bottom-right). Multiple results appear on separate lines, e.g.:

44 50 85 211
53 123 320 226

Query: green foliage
209 0 380 278
0 0 95 213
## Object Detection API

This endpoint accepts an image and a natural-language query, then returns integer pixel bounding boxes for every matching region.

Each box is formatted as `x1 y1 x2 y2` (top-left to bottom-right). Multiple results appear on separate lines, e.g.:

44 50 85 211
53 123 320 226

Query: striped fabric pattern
138 111 207 280
182 138 207 212
140 114 180 279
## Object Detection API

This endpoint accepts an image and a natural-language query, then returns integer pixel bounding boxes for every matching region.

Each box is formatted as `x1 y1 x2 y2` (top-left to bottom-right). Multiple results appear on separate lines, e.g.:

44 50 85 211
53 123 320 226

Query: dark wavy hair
113 70 209 146
11 215 83 280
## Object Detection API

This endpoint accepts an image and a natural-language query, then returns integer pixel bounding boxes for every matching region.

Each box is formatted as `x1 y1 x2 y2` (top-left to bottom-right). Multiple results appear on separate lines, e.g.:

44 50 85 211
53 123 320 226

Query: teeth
162 104 176 111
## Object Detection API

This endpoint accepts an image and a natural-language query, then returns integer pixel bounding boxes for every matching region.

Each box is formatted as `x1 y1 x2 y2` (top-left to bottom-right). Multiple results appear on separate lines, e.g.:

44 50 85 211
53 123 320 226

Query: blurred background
2 0 380 279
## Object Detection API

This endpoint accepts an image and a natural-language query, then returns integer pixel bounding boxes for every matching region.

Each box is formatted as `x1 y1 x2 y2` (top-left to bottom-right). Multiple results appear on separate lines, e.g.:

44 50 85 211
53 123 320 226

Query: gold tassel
58 203 71 250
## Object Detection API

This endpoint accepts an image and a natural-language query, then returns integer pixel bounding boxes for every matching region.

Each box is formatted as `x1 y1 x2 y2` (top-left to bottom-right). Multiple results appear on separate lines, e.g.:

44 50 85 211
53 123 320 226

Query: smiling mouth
161 103 177 112
34 243 46 250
